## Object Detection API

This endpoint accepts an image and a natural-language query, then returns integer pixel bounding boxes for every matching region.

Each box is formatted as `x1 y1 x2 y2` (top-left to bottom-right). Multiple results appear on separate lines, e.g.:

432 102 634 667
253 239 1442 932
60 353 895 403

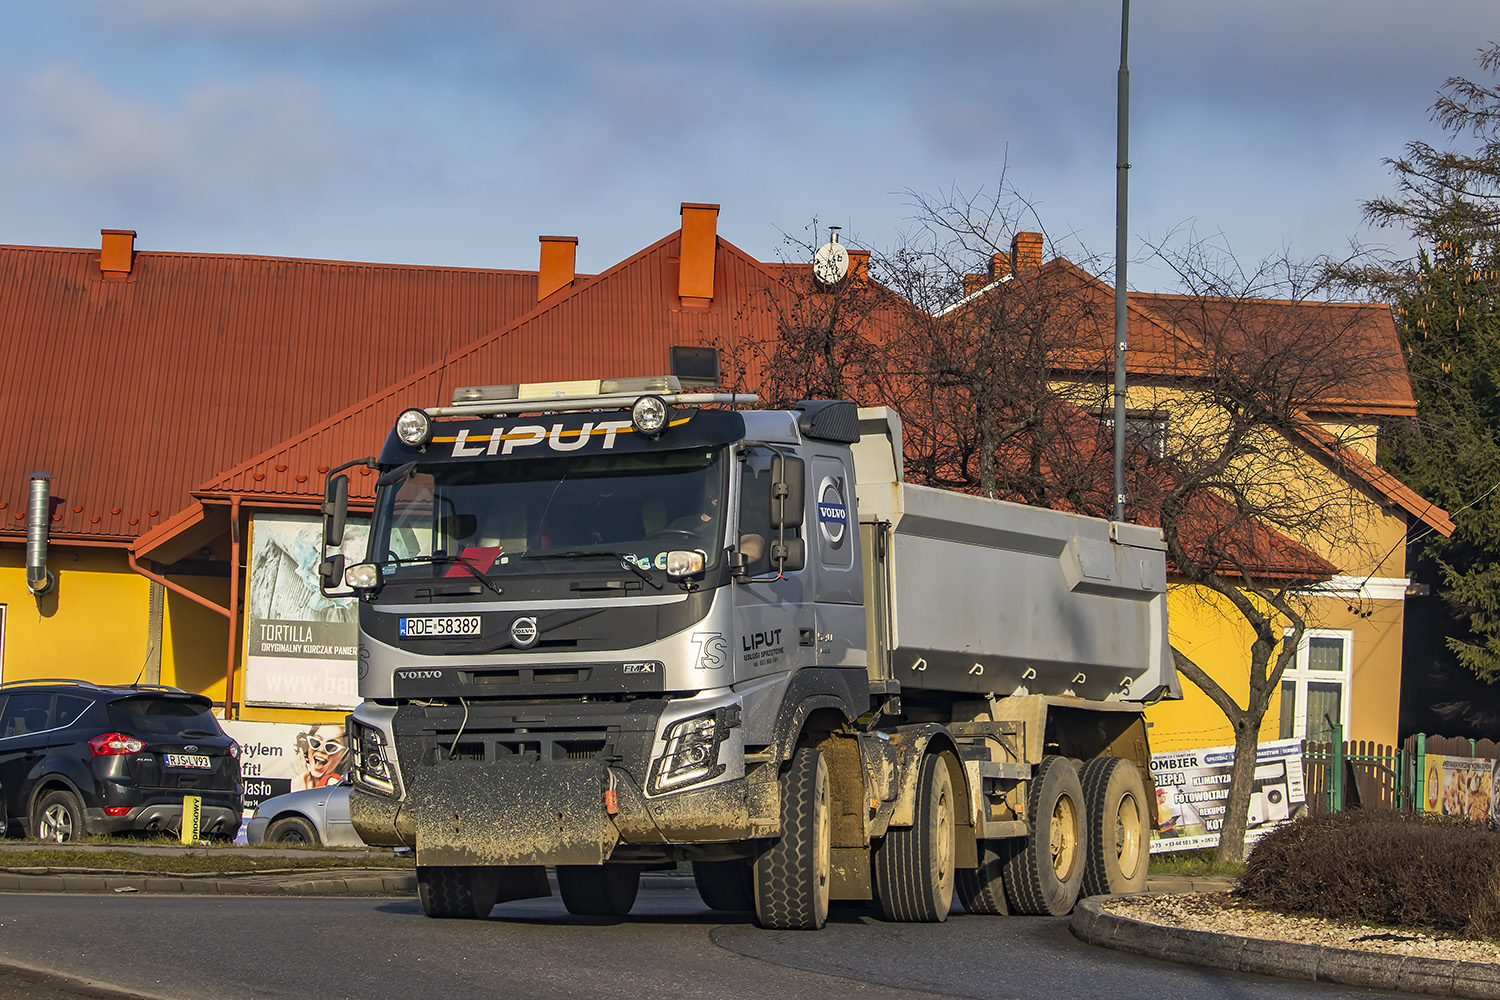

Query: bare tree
1136 237 1410 861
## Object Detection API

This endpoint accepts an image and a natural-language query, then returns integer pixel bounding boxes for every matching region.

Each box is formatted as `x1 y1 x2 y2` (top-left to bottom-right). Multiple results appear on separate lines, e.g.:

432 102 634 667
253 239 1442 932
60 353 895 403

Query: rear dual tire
1004 755 1086 916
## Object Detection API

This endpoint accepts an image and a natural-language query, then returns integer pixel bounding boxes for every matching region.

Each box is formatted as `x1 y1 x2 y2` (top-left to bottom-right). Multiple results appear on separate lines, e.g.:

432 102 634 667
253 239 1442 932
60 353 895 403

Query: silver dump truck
319 375 1178 929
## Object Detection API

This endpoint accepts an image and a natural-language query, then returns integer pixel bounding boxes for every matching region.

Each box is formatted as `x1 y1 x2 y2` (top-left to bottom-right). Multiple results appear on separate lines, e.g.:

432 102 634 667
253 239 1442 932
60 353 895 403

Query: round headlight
344 562 381 590
631 395 669 437
395 408 432 446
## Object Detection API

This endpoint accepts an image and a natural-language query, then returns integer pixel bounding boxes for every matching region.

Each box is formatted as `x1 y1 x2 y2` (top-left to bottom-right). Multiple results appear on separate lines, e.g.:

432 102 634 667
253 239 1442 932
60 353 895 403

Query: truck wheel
417 865 499 919
1080 757 1149 897
872 753 955 922
955 840 1009 915
1003 755 1086 916
693 859 754 911
557 864 640 916
752 745 831 930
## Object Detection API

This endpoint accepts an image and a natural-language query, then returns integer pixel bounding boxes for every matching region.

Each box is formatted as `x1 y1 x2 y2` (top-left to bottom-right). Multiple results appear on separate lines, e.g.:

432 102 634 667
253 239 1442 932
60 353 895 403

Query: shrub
1235 810 1500 940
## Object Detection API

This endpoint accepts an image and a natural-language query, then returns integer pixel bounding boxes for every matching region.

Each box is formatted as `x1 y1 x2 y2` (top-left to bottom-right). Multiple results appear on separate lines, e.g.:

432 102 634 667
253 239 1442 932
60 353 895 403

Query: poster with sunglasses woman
292 724 351 790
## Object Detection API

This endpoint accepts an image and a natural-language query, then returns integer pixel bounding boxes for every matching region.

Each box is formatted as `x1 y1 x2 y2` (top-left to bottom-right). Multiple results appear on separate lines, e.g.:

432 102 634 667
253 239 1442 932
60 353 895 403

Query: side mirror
319 553 346 593
324 474 350 548
770 536 806 573
769 455 805 529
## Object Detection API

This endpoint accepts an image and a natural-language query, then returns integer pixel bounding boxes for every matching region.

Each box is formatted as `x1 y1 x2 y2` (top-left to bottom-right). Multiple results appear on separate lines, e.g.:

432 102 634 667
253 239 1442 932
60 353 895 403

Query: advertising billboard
1149 739 1307 853
242 513 367 710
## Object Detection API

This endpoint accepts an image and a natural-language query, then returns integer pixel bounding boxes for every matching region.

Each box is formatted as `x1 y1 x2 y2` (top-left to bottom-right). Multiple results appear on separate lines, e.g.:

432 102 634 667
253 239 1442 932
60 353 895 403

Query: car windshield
368 446 727 580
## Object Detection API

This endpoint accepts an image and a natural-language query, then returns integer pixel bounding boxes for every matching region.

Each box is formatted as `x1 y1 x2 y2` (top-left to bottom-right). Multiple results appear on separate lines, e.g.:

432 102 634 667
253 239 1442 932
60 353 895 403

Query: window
1102 410 1169 459
1278 630 1352 743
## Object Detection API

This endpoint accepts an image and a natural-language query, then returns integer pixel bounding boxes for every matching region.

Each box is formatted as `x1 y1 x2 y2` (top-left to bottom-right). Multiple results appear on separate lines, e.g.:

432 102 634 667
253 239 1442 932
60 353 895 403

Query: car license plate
165 754 210 769
400 615 481 638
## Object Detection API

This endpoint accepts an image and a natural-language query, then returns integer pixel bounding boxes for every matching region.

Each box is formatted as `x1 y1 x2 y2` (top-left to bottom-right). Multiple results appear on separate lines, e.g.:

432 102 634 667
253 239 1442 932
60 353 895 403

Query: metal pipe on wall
225 496 242 719
26 472 56 596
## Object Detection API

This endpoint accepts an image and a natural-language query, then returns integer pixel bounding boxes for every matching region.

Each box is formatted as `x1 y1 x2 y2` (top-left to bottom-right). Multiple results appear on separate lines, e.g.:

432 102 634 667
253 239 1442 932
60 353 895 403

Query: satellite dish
813 234 849 286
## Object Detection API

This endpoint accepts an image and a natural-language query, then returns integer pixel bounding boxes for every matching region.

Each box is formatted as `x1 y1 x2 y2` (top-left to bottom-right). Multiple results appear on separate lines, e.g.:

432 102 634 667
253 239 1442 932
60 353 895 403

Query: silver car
245 780 362 847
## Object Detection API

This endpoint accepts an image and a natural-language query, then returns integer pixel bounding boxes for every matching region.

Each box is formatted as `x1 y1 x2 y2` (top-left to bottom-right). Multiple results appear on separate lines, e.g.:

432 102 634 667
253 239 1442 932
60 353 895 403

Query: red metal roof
192 229 799 508
0 243 546 542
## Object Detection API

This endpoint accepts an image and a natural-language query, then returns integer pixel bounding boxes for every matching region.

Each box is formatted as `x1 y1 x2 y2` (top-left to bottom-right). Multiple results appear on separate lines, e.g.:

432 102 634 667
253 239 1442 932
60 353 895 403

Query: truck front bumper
351 760 754 866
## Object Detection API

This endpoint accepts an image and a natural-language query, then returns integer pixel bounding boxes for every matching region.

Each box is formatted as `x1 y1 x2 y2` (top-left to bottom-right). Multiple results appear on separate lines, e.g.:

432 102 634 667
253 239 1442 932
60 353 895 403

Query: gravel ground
1103 892 1500 966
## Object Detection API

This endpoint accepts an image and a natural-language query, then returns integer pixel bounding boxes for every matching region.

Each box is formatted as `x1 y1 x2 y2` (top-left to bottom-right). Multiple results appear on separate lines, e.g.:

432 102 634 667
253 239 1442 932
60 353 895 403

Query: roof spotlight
631 395 669 438
395 408 432 447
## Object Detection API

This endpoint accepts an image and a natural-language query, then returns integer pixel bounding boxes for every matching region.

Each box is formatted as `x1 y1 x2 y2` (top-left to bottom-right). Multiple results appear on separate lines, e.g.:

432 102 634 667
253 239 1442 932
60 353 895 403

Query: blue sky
2 1 1494 290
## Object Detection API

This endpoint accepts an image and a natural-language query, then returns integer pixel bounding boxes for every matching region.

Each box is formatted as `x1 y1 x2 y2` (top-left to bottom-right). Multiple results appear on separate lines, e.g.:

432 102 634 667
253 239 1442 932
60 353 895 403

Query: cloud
11 66 353 212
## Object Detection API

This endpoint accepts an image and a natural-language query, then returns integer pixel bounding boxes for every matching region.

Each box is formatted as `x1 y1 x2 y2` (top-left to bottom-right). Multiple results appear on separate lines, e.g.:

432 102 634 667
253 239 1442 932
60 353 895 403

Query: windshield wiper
521 550 663 590
383 553 503 595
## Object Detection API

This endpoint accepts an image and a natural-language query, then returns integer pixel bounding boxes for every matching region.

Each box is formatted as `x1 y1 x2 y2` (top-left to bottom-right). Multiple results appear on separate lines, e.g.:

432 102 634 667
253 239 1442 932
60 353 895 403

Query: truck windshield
367 447 726 580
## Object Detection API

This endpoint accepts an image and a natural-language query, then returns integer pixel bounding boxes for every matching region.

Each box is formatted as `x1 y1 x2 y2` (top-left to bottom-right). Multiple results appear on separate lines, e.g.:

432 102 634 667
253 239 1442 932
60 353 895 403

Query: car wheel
265 815 320 846
32 790 86 843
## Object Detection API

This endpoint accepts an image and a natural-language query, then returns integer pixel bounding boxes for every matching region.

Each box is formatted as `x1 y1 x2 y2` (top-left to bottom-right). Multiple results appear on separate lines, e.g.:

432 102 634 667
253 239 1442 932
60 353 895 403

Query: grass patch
1148 847 1245 878
0 841 414 875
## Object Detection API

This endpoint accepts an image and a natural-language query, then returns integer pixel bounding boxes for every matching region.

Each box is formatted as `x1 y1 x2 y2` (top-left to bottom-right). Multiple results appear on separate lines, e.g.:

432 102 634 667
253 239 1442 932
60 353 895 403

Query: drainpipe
26 472 56 597
225 496 243 720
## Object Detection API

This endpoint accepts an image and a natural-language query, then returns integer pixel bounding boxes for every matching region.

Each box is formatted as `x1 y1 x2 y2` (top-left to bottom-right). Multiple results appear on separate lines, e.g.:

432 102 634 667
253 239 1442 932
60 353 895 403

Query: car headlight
395 408 432 447
648 708 733 794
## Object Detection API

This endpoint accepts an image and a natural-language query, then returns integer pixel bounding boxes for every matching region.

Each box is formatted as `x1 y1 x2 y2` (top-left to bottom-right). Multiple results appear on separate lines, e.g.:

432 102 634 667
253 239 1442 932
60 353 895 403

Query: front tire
753 746 831 930
1004 755 1086 916
693 859 754 911
556 864 640 916
417 865 499 919
32 790 86 843
1080 757 1149 896
873 753 956 922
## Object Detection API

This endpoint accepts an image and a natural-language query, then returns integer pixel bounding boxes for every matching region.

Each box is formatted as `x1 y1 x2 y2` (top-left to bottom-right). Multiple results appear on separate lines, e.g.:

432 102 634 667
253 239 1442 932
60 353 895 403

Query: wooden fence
1302 732 1500 814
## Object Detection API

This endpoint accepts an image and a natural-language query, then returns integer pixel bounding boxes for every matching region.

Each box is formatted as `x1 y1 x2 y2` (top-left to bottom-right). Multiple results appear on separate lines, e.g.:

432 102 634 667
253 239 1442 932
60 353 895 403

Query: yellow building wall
1150 585 1406 752
1104 387 1413 755
0 544 344 725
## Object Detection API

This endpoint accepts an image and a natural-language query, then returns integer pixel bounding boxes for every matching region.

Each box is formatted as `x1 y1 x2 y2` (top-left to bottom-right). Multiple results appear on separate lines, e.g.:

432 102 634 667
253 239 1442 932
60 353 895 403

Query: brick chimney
990 252 1011 280
679 203 719 307
963 273 990 297
1011 231 1044 271
847 249 870 285
537 235 578 301
100 229 136 277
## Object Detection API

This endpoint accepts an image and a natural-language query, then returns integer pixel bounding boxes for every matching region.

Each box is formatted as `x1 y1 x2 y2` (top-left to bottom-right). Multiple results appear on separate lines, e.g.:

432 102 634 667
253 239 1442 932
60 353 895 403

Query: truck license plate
165 754 210 769
400 616 482 638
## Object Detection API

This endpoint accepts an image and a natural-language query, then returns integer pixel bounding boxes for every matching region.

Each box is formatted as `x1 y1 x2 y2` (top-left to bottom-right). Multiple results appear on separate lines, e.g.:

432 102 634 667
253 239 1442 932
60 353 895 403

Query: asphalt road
0 882 1408 1000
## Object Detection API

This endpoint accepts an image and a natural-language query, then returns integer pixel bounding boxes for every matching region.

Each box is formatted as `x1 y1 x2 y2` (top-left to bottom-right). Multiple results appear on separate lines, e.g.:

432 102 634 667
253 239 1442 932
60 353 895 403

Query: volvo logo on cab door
816 476 848 549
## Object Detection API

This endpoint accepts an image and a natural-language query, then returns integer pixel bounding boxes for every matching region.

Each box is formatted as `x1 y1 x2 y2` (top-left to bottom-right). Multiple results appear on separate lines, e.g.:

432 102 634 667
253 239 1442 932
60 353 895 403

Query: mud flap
411 760 619 867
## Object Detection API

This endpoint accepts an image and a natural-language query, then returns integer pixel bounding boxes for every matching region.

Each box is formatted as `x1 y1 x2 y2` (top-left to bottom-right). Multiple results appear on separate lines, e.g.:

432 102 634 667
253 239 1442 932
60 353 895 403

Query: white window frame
1278 628 1353 742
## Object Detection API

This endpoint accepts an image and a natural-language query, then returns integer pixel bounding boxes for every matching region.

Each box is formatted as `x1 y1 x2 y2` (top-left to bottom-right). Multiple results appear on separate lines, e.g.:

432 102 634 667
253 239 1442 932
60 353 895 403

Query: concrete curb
1072 895 1500 1000
0 868 417 896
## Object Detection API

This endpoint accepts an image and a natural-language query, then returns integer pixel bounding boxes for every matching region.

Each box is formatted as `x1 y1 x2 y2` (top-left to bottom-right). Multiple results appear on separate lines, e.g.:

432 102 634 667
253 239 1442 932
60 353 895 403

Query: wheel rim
813 757 831 919
39 804 73 842
1050 794 1078 880
1113 790 1143 877
933 778 953 901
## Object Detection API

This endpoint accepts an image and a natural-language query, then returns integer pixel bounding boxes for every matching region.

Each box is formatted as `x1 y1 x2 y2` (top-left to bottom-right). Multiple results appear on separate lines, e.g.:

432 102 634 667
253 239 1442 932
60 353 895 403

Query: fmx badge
816 476 848 549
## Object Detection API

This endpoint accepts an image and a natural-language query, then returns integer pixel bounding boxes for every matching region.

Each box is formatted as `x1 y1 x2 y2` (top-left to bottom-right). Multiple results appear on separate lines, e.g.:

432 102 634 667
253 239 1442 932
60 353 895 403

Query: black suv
0 679 243 842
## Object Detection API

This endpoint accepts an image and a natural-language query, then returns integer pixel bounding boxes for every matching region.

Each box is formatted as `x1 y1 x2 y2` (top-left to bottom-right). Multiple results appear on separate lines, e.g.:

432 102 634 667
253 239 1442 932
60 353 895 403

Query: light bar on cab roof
424 374 756 418
451 376 680 407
